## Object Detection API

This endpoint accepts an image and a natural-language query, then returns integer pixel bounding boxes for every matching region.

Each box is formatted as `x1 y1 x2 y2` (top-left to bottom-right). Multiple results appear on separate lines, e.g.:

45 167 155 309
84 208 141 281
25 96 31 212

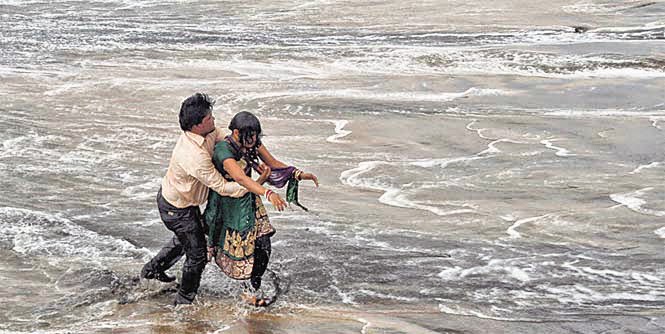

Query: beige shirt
161 127 247 208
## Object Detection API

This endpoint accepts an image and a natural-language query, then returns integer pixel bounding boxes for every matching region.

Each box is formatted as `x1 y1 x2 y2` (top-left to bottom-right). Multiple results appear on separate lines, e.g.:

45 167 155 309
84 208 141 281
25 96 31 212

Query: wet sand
77 293 665 334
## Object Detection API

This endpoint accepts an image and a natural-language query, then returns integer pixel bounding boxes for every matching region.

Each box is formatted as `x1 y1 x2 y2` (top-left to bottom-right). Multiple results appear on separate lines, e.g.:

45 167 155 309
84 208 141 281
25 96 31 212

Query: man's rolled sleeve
185 153 248 198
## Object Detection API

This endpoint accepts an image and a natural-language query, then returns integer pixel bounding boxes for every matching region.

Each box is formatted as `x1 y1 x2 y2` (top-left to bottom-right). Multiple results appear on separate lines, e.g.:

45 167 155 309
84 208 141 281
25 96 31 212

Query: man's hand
256 163 271 185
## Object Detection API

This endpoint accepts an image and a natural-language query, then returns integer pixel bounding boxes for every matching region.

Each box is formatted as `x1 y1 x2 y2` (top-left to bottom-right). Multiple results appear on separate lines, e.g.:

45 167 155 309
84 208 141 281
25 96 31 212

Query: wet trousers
143 189 207 304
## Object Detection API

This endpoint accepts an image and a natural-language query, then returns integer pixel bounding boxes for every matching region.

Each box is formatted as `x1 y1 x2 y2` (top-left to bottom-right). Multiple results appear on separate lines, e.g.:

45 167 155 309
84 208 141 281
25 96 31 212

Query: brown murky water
1 1 665 333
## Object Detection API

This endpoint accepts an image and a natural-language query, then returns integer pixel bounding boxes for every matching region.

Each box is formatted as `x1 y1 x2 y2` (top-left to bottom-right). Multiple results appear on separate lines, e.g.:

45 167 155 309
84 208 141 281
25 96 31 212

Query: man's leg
141 235 183 282
169 207 207 305
141 190 185 282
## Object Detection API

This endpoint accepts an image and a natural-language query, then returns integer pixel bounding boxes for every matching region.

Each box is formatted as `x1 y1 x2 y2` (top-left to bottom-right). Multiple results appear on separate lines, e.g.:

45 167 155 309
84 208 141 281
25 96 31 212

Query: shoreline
18 295 664 334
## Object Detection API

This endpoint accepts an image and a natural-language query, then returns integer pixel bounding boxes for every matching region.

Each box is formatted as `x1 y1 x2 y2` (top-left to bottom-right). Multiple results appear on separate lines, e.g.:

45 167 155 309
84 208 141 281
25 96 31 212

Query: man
141 93 249 305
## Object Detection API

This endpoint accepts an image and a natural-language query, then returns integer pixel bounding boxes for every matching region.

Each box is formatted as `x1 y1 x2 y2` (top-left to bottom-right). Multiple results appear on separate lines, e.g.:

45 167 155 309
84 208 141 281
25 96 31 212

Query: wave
438 304 542 322
505 214 552 239
0 207 151 266
339 161 476 216
546 109 665 117
543 284 663 304
8 37 665 82
629 162 662 174
540 139 576 157
438 260 531 283
563 1 663 14
434 250 665 317
326 120 352 143
609 188 665 217
240 87 512 103
415 50 665 78
655 227 665 238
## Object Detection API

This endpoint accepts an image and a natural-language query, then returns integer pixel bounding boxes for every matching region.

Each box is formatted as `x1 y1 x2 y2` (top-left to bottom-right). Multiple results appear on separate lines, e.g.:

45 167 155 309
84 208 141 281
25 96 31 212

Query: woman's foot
240 291 274 307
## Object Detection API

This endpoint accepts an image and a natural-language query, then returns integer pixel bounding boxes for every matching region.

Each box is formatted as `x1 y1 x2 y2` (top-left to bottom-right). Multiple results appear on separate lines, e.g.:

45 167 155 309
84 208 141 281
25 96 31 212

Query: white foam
465 119 495 140
655 227 665 239
340 161 476 216
378 188 476 217
500 214 517 222
629 162 661 174
422 50 665 79
544 284 662 304
352 234 392 249
244 87 511 103
597 130 612 138
465 120 529 155
1 135 26 150
561 263 664 285
592 22 665 34
357 289 419 302
562 1 642 14
0 133 71 160
221 58 328 80
478 138 527 155
1 207 152 266
506 214 550 239
437 304 533 322
540 139 575 157
120 178 162 200
520 150 543 156
438 259 531 283
650 117 664 130
330 285 357 305
610 187 665 217
339 161 387 188
357 318 371 334
547 109 665 117
208 325 232 334
326 120 352 143
410 156 483 168
412 120 527 169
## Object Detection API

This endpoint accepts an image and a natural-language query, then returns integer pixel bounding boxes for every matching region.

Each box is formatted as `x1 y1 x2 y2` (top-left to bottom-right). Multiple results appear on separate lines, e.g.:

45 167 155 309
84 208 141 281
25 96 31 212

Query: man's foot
173 298 193 306
141 266 176 283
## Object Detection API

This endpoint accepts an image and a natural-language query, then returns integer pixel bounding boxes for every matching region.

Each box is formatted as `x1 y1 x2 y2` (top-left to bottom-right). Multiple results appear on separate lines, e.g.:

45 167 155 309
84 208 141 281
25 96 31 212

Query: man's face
194 112 215 135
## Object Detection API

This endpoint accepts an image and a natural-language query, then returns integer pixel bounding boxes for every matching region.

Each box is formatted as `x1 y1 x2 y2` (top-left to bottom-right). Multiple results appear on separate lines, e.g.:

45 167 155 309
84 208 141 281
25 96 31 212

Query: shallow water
1 0 665 333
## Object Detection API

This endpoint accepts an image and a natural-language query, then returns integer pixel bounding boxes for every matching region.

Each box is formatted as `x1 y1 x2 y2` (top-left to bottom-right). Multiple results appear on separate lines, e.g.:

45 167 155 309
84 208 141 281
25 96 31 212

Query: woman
204 111 318 306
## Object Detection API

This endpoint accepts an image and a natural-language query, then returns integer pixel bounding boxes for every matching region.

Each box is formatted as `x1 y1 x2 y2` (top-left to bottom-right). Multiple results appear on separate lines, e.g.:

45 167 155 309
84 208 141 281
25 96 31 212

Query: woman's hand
267 191 287 211
256 163 271 185
299 172 319 187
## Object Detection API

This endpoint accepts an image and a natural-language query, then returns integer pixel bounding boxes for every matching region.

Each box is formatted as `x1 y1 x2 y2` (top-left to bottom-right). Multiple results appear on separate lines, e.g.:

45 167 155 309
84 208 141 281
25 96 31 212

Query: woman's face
242 133 257 148
233 129 258 149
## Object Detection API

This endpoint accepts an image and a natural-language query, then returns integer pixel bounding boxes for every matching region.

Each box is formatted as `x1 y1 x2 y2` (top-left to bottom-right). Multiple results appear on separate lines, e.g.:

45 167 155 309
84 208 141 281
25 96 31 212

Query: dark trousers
250 235 272 290
143 189 207 304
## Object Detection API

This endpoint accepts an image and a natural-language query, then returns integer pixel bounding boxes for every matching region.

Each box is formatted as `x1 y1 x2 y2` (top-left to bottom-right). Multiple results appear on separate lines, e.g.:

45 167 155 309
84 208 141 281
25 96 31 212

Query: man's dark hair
228 111 263 147
179 93 214 131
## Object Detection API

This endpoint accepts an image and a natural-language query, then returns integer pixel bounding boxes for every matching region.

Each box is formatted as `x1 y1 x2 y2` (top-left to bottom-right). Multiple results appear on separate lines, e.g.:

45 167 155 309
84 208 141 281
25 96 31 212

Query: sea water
1 1 664 333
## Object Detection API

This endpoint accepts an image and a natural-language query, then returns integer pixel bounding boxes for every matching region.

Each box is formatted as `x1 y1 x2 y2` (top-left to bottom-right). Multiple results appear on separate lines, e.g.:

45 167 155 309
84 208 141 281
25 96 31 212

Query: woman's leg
249 235 271 290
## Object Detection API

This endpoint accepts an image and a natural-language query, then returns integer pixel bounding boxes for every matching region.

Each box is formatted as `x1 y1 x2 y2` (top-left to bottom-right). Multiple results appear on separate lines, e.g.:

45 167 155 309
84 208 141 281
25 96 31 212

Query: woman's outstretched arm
257 145 319 187
223 158 287 210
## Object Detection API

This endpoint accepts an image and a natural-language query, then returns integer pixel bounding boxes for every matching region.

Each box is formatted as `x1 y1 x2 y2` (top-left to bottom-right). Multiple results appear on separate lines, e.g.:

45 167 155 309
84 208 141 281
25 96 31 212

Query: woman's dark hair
179 93 214 131
228 111 263 148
